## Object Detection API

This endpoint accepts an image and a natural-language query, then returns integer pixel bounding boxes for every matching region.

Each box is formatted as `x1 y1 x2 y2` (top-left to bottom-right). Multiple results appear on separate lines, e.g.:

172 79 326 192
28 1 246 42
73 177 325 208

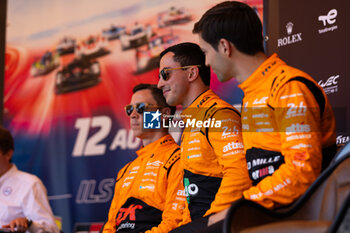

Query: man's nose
157 77 164 89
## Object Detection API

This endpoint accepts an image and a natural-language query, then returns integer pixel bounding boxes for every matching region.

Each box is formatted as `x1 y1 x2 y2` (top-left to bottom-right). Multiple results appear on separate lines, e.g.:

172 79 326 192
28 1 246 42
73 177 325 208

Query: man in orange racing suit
193 1 337 230
157 42 251 233
103 84 186 233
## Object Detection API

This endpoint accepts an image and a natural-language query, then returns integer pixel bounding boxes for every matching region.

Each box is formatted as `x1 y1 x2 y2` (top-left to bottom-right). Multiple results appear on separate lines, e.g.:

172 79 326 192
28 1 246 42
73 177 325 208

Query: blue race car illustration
157 6 192 28
30 51 60 77
120 23 153 50
102 25 126 40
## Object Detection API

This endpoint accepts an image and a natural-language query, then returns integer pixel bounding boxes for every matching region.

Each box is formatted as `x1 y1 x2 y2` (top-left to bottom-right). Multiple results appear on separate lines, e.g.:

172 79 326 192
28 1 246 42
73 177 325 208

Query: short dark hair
0 126 14 154
159 42 211 86
133 83 176 116
193 1 264 55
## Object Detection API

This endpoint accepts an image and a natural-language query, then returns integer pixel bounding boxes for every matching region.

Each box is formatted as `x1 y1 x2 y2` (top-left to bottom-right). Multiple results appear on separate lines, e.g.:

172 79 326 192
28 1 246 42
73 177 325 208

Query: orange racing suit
103 135 186 233
239 53 336 209
180 89 251 222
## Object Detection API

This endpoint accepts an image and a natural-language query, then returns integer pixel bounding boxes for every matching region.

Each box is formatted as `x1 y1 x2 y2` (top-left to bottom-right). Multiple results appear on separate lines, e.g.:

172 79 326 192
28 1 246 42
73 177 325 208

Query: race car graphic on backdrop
55 57 101 94
4 1 263 232
75 35 110 59
120 23 153 50
30 51 60 77
135 32 179 74
102 25 126 40
56 37 76 56
157 6 192 28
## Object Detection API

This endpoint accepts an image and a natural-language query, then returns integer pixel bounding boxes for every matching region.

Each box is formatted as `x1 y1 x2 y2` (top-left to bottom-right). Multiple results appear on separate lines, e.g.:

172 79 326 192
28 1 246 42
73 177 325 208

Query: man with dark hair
157 43 251 232
103 84 185 233
193 0 337 229
132 83 176 116
0 126 59 233
158 42 212 107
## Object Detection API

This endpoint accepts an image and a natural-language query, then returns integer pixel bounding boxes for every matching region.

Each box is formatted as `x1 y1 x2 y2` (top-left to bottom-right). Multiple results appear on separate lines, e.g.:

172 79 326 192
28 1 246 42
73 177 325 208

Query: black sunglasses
124 103 161 116
158 65 201 81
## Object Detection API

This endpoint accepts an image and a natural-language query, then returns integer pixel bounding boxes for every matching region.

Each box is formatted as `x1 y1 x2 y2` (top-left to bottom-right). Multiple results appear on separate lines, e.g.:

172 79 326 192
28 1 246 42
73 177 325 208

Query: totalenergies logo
318 9 338 34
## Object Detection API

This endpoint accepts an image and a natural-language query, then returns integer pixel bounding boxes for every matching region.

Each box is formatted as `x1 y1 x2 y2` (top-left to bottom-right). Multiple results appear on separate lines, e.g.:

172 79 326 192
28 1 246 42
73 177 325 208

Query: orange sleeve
145 150 186 233
205 109 252 215
243 81 322 209
102 166 128 233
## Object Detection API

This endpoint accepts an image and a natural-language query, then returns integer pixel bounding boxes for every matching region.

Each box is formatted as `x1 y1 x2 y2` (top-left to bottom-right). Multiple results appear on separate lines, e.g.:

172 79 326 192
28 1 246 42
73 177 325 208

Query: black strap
287 77 326 117
116 162 132 182
163 147 181 178
203 102 218 121
322 144 337 171
204 107 241 148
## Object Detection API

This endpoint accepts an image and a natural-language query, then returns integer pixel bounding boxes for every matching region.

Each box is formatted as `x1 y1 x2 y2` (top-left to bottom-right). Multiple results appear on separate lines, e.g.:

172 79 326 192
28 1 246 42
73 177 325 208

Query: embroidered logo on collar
197 96 210 108
160 139 171 145
3 186 12 196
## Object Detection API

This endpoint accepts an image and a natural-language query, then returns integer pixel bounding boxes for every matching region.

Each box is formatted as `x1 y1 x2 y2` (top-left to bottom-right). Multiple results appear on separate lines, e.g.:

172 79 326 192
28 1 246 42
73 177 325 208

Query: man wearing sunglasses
192 1 337 231
103 84 185 233
157 42 251 232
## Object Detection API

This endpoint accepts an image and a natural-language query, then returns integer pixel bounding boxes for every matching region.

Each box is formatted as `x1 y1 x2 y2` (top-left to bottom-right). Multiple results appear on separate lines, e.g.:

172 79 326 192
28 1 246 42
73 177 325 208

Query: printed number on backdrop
72 116 140 156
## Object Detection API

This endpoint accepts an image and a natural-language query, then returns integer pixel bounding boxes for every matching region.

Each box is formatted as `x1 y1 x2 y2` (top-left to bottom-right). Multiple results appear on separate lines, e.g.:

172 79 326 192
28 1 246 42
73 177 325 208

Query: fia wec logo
318 75 339 88
318 75 339 95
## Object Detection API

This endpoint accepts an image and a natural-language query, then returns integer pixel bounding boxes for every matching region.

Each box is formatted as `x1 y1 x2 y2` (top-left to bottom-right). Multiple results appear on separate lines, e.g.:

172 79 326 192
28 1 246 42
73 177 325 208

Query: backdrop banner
4 1 262 232
264 0 350 145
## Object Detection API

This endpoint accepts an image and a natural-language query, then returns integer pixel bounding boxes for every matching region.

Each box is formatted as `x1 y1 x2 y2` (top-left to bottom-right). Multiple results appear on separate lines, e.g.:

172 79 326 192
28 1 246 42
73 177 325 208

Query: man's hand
207 208 229 226
2 217 29 232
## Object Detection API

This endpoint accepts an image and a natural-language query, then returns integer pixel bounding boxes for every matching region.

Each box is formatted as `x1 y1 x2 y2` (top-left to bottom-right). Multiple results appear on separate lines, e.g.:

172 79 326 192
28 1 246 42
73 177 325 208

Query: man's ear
188 66 200 82
218 38 232 57
5 150 13 162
